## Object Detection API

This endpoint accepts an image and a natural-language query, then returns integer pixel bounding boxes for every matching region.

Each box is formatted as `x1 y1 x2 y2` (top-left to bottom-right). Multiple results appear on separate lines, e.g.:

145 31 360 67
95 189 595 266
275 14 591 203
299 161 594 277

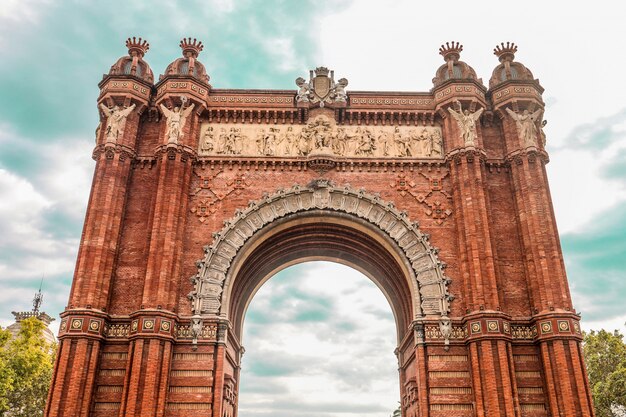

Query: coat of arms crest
296 67 348 107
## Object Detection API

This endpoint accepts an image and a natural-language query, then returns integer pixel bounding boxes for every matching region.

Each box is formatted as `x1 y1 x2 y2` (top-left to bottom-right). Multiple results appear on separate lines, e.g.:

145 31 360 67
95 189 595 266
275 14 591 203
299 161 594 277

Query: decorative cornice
92 143 137 162
154 143 197 162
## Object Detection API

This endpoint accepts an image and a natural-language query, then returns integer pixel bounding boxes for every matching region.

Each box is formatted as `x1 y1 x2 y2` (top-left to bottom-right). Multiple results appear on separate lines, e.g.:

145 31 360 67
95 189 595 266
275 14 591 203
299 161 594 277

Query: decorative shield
313 75 331 100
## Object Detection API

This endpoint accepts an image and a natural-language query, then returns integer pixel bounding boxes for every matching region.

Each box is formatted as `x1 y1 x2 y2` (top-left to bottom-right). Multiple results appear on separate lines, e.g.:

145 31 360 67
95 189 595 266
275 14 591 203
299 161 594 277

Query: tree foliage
584 329 626 417
0 318 56 417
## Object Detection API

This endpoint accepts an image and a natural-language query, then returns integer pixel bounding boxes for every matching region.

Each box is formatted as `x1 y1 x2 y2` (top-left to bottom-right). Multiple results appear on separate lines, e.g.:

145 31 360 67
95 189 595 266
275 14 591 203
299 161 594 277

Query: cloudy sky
0 0 625 416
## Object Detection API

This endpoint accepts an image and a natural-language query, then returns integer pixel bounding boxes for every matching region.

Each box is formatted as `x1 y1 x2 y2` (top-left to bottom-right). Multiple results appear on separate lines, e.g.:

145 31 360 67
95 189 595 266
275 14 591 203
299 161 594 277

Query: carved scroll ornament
189 180 453 319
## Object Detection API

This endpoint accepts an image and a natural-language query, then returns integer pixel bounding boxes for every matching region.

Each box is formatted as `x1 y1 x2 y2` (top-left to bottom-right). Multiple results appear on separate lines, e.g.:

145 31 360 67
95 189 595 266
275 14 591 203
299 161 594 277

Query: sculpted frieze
198 115 444 159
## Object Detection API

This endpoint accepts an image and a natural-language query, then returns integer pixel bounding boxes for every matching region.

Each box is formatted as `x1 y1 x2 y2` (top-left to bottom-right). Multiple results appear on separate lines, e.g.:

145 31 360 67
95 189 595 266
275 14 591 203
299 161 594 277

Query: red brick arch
190 180 453 341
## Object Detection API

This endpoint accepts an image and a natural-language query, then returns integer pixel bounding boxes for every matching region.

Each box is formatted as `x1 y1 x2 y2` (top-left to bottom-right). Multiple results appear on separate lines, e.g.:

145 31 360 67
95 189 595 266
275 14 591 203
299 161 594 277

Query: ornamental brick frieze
505 147 549 165
156 78 210 105
154 142 197 162
208 93 295 108
433 83 486 102
491 83 544 107
416 318 582 345
190 169 252 223
92 143 137 162
198 115 444 159
58 310 108 340
189 180 453 317
98 78 152 103
392 172 452 225
348 94 434 108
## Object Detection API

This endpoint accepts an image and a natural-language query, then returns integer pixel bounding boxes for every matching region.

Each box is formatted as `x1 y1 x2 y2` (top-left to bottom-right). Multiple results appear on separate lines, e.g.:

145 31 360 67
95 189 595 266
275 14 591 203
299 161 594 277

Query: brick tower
45 38 594 417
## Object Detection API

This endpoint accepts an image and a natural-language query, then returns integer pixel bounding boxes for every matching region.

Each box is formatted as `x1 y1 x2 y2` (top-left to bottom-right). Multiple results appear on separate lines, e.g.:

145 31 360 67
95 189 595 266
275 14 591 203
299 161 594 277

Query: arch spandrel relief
198 115 444 159
188 180 453 322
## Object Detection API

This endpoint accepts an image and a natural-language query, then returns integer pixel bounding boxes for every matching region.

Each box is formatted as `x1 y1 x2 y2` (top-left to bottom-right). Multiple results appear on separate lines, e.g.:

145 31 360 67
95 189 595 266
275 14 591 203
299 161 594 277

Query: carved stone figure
507 108 542 147
394 126 411 156
160 97 195 144
255 128 267 155
99 103 136 144
201 126 214 153
191 315 202 350
328 127 341 155
275 126 292 156
355 127 376 156
431 129 444 157
540 119 548 147
378 130 394 156
447 100 483 146
439 316 452 350
334 78 349 103
302 116 333 151
295 77 310 103
216 128 228 154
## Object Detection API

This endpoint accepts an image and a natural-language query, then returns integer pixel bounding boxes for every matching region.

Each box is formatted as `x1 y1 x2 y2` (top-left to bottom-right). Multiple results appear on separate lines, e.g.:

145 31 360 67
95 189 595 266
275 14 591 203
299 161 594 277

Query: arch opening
238 262 400 417
189 181 453 340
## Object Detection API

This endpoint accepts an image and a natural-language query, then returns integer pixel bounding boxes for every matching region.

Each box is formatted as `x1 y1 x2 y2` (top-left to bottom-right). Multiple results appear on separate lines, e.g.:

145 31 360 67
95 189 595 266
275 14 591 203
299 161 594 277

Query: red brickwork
45 39 594 417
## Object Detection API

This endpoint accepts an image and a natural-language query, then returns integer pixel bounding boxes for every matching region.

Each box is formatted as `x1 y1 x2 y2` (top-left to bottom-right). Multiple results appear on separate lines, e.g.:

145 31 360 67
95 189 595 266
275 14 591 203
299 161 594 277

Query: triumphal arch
46 38 594 417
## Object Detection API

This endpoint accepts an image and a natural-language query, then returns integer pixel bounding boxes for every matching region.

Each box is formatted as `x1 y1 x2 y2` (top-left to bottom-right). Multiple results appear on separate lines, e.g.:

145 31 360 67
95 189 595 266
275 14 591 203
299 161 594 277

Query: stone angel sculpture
159 96 195 144
447 99 483 146
506 107 542 147
99 102 136 144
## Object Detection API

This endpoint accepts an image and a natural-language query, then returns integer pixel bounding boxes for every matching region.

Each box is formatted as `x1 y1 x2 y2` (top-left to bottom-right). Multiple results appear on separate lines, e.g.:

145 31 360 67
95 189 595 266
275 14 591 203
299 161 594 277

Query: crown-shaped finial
494 42 518 62
439 41 463 62
180 37 204 58
314 67 330 77
126 37 150 57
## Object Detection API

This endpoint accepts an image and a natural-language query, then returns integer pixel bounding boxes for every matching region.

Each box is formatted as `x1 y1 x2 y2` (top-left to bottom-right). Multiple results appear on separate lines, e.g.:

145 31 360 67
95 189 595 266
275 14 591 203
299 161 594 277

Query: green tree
0 327 15 413
583 329 626 417
0 317 56 417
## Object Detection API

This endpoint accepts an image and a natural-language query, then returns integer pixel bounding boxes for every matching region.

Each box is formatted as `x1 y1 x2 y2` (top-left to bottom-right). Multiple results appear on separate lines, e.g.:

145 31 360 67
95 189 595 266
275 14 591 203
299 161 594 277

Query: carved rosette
189 180 453 318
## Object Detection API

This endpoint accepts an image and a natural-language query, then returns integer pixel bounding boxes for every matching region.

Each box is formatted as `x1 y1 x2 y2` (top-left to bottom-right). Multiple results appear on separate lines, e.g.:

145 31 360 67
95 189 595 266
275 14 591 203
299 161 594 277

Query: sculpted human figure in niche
159 96 195 144
506 107 542 147
447 99 483 146
99 103 136 144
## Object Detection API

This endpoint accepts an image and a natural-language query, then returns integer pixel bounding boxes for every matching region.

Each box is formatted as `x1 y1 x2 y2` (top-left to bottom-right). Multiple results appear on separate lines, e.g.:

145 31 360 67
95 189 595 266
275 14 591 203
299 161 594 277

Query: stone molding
188 179 454 318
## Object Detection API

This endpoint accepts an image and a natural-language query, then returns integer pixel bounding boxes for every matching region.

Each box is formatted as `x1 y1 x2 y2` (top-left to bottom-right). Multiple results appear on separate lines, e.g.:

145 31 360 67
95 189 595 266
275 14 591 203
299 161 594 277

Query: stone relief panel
188 180 453 319
392 172 452 225
190 169 252 223
198 115 444 159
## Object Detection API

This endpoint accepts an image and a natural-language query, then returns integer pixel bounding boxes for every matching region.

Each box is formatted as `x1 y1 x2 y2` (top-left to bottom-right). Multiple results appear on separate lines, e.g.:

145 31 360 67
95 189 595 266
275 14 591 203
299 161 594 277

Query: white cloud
240 262 399 417
548 149 626 234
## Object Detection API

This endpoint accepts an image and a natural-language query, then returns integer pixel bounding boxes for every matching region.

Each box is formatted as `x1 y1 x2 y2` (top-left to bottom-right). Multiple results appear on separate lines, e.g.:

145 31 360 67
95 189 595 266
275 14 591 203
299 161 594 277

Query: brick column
46 74 149 416
120 82 205 415
442 97 519 416
497 99 594 416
